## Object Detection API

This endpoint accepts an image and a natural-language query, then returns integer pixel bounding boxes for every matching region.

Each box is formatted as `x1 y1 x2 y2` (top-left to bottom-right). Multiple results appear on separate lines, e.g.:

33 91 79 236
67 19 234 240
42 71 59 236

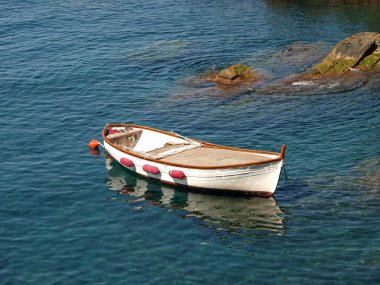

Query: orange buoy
88 139 100 150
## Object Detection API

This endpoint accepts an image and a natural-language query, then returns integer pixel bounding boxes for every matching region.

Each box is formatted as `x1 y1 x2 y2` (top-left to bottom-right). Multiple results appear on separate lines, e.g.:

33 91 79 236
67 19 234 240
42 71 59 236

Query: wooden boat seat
147 143 201 159
107 129 143 148
160 147 270 166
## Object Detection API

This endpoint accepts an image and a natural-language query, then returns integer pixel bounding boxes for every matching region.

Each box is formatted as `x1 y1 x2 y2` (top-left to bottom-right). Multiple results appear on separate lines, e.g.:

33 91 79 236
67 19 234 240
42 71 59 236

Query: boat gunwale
102 123 286 170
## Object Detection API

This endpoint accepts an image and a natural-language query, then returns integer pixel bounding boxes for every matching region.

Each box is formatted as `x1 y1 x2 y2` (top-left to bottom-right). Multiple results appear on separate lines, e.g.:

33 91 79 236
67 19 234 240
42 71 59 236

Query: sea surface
1 0 379 284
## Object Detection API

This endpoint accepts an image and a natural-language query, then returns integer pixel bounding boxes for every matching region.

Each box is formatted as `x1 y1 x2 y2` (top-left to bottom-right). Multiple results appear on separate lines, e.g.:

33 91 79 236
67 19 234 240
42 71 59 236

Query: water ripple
1 0 380 283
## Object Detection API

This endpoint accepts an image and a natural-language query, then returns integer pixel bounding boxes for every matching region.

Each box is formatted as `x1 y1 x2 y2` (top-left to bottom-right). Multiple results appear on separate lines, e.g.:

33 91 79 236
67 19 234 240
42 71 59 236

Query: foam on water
291 80 316 86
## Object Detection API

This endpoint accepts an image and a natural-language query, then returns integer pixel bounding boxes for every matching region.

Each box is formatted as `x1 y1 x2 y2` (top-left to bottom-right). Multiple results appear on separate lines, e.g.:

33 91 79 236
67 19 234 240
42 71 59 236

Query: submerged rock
306 32 380 78
178 33 380 97
207 64 256 85
354 157 380 189
268 42 330 69
128 40 190 63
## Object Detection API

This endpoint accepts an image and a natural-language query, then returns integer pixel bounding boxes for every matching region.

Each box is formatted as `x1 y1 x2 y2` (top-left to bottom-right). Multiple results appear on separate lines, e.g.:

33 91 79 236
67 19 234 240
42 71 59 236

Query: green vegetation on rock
233 64 248 74
313 63 331 74
207 63 255 84
331 62 350 74
357 55 380 69
305 32 380 78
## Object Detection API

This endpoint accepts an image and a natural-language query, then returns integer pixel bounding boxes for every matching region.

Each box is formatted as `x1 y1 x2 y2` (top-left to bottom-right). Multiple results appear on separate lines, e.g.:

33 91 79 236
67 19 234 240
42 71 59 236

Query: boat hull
104 140 283 196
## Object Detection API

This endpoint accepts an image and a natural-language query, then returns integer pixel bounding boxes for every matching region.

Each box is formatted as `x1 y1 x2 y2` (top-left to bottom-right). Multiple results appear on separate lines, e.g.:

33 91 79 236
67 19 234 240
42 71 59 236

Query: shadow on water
104 158 286 237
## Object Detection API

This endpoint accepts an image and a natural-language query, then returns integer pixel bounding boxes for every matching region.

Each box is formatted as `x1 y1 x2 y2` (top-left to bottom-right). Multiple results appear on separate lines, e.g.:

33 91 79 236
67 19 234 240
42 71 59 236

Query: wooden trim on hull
102 123 286 170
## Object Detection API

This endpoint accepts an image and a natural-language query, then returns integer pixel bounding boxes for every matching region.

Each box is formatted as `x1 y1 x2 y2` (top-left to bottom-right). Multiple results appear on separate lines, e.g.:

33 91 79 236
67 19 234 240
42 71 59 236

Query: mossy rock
217 64 253 80
233 64 251 76
306 32 380 77
330 61 350 74
208 64 256 84
357 54 380 69
312 61 350 76
313 62 331 74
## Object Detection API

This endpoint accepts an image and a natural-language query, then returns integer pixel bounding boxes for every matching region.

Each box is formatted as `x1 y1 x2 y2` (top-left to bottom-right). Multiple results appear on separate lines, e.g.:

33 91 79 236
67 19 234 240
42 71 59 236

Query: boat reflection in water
105 158 285 236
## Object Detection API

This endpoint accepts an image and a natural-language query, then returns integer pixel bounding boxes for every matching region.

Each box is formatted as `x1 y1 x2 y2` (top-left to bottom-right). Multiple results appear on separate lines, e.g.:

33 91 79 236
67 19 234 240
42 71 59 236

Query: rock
269 42 330 68
355 157 380 189
207 64 256 84
307 32 380 78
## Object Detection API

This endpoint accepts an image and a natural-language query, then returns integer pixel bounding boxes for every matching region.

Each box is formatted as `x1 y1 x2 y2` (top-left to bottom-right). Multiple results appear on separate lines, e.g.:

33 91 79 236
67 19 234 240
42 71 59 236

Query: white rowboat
102 123 286 196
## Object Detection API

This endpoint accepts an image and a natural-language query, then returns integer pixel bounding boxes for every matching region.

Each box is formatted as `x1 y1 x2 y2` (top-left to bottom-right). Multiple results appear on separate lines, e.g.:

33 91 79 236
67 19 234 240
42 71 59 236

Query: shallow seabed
0 0 379 284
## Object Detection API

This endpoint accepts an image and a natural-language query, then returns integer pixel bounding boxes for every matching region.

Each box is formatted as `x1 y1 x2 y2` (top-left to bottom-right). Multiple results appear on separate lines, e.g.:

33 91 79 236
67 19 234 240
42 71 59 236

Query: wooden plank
160 147 270 167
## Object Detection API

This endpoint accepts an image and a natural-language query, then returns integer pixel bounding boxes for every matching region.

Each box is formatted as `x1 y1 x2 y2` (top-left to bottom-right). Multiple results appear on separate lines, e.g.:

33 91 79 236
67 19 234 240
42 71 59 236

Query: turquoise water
1 0 379 284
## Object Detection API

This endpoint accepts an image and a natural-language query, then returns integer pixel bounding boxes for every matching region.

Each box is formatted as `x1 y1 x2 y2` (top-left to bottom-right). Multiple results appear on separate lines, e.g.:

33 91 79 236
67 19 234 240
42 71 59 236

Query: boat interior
105 126 277 166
